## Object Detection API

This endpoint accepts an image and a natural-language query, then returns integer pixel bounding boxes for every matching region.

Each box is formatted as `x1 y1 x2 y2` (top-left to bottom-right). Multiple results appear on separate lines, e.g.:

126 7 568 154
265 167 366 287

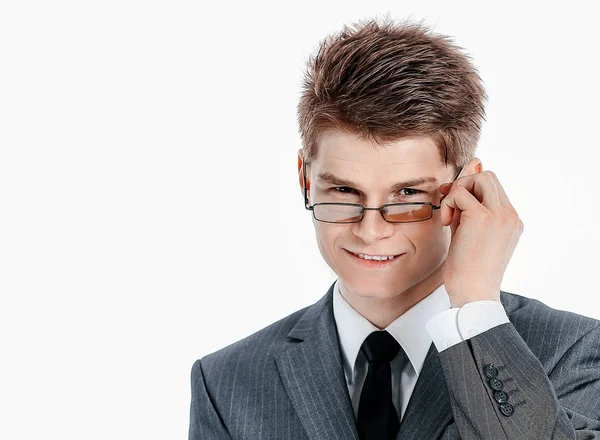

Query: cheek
313 221 333 246
405 223 450 256
313 222 344 261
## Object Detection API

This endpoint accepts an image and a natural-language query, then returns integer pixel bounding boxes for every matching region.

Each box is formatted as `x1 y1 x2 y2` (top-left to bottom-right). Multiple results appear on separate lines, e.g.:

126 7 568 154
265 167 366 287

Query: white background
1 1 598 439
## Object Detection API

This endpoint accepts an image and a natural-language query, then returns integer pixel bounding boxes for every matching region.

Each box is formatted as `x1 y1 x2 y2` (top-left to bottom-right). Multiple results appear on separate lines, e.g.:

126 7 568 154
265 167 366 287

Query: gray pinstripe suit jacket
189 283 600 439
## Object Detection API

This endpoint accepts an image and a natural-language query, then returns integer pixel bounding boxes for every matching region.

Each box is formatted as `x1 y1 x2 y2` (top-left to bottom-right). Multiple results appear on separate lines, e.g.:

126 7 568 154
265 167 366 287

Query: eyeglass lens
313 204 433 223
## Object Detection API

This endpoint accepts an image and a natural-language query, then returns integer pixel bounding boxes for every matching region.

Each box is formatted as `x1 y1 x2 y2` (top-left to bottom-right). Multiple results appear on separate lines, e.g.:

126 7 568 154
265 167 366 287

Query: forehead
314 130 445 175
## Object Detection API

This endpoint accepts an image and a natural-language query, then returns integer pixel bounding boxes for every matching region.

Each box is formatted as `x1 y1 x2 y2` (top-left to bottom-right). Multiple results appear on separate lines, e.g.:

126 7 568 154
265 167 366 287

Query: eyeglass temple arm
438 164 465 204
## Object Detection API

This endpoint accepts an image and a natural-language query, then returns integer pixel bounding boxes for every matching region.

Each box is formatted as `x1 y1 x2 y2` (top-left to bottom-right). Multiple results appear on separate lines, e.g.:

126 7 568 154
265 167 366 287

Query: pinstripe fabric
438 294 600 439
189 283 600 439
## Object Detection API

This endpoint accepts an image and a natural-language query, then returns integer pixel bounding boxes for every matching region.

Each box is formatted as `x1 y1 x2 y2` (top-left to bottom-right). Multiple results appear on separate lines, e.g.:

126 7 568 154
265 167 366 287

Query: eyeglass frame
302 159 465 224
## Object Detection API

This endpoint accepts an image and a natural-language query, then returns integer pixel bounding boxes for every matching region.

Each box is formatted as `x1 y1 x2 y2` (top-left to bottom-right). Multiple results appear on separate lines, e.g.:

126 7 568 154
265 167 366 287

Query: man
189 17 600 440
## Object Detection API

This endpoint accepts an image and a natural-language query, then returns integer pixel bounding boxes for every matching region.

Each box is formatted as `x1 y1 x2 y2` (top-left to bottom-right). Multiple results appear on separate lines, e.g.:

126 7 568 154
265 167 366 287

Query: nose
352 208 395 244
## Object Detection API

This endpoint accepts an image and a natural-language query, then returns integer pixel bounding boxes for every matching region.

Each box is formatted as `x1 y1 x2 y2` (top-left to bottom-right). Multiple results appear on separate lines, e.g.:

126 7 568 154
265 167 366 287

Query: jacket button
483 363 499 379
489 378 504 391
494 390 509 404
499 402 514 417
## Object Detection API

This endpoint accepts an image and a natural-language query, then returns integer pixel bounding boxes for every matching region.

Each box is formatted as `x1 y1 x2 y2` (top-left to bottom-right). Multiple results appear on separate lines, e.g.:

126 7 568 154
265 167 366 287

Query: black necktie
357 330 401 440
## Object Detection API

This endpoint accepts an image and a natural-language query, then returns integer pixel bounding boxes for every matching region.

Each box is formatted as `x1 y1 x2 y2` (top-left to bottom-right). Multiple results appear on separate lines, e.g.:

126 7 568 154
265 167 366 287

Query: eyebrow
316 171 439 193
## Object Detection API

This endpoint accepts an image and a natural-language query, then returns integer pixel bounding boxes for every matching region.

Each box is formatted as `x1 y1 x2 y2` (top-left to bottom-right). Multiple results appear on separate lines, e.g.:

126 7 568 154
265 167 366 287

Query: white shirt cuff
425 300 510 352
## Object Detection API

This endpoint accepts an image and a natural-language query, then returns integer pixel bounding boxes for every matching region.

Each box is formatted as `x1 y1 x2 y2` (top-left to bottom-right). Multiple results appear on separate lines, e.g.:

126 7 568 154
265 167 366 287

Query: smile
345 249 405 267
353 253 398 261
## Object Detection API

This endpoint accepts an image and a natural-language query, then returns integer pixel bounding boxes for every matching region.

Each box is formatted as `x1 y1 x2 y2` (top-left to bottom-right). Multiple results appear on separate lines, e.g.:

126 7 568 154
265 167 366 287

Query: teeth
356 253 396 261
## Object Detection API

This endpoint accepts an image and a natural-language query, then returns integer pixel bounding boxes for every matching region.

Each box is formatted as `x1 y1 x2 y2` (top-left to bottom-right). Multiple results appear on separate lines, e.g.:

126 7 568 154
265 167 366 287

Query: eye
332 186 357 194
331 187 422 196
398 188 422 197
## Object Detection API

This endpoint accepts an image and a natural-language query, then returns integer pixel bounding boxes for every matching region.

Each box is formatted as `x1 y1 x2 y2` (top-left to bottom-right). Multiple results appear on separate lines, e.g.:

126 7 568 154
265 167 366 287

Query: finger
441 171 502 214
486 171 513 209
449 203 461 237
440 185 487 226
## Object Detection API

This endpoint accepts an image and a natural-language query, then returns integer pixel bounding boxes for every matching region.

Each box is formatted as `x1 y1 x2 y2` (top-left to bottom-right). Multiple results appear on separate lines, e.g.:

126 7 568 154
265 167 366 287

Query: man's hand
439 170 524 308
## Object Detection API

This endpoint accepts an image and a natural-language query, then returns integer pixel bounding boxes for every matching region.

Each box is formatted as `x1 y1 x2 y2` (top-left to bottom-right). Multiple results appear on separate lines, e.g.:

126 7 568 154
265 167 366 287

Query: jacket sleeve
189 359 233 440
437 322 600 439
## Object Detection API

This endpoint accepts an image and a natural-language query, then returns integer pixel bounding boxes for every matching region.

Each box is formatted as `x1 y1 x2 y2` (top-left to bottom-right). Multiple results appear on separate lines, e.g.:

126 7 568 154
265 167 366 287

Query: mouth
344 249 406 268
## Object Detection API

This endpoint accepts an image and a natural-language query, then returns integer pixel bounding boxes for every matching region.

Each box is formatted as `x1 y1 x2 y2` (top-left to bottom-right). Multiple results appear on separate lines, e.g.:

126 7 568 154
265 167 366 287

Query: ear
297 149 303 186
464 157 483 175
297 149 309 193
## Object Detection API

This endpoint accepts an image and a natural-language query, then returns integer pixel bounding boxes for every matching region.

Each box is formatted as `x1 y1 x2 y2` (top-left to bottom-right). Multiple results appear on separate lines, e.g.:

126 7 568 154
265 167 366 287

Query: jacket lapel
275 282 359 440
396 343 454 440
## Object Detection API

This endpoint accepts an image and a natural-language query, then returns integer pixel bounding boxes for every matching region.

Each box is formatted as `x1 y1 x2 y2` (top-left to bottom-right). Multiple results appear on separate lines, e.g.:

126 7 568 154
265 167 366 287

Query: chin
343 275 408 300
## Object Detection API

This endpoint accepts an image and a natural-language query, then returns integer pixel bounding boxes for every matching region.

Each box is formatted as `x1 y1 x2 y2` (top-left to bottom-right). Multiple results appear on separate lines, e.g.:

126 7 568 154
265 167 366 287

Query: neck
338 264 445 329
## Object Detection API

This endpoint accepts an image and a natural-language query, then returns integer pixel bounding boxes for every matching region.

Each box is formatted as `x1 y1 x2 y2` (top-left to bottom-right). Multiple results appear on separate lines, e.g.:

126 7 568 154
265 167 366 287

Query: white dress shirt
332 279 509 421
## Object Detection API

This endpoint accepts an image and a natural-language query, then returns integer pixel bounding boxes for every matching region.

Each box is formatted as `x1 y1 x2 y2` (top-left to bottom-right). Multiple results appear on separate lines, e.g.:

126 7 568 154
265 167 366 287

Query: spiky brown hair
297 17 487 171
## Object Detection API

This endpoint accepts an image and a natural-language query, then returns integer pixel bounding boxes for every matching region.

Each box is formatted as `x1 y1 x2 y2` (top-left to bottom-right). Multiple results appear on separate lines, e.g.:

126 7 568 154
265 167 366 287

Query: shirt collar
332 279 451 383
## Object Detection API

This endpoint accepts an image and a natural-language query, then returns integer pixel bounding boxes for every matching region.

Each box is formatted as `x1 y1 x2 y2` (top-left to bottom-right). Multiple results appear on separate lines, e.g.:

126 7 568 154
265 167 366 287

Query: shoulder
193 303 311 381
500 290 600 362
192 282 335 395
500 290 600 331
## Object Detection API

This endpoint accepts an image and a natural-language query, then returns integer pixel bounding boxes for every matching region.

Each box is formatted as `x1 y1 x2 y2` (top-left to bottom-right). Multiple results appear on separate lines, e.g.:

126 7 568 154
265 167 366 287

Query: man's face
300 129 462 302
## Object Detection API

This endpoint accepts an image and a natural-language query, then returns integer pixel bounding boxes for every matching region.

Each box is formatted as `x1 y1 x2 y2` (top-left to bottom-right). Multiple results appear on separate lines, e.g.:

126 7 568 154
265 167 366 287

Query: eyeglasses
302 161 464 224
